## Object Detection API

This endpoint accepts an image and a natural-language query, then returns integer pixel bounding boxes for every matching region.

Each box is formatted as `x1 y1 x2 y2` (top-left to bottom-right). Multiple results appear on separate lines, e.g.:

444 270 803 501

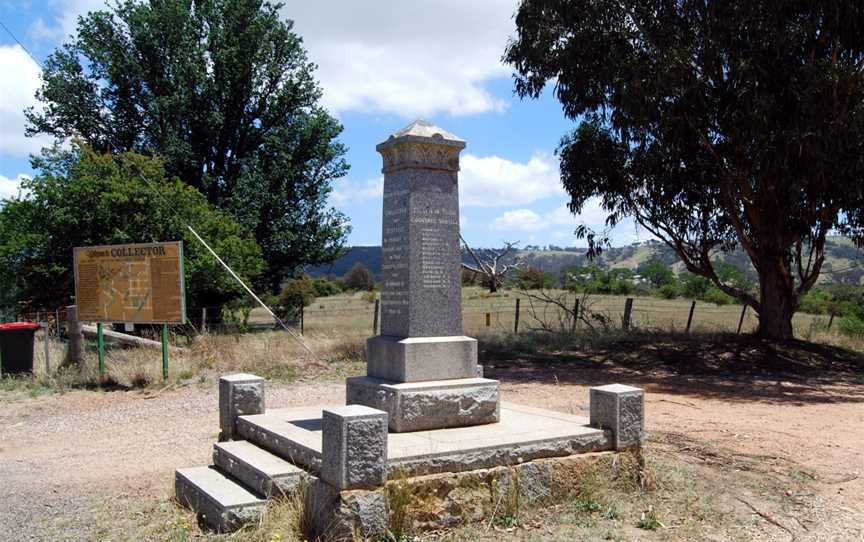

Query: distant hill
306 236 864 285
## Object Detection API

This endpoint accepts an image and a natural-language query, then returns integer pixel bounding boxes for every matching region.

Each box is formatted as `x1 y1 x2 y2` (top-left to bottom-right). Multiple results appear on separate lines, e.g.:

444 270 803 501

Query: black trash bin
0 322 41 375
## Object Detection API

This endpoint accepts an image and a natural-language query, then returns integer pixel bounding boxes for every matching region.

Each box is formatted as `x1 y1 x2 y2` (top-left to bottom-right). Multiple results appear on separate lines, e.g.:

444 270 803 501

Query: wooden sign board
74 242 186 324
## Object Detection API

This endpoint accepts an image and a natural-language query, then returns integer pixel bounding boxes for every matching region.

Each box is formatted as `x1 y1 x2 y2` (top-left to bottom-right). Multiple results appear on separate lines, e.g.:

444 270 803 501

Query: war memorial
175 121 645 538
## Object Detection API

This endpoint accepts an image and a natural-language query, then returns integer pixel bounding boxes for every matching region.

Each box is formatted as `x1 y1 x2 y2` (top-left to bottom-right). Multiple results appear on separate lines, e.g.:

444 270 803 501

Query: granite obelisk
346 120 500 432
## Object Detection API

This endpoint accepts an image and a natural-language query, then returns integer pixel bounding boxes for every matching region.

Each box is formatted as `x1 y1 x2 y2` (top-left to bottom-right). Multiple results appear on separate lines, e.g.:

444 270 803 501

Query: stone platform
346 375 499 432
236 402 610 477
175 374 644 535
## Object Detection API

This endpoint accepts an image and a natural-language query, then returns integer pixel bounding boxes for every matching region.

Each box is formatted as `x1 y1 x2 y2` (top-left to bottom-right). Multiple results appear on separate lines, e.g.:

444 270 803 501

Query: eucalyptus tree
505 1 864 339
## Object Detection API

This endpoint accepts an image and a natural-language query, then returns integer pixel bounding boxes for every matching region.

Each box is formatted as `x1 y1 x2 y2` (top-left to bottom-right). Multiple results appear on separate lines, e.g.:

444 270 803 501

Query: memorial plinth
346 120 500 432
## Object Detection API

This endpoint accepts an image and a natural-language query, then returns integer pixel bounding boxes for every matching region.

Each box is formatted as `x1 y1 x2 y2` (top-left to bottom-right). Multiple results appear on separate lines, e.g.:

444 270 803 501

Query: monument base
346 376 500 432
366 335 478 382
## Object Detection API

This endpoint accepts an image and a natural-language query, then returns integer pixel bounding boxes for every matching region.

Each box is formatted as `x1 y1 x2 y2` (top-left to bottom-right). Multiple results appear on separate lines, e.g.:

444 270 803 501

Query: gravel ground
1 374 862 541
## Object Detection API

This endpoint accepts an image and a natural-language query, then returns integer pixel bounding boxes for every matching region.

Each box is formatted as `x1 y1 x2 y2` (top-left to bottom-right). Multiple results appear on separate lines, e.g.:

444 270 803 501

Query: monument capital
376 119 466 173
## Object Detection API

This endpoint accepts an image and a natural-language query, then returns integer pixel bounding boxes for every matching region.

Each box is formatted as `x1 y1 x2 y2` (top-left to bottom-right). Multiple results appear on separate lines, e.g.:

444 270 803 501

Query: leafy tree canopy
0 142 264 310
27 0 350 291
505 1 864 339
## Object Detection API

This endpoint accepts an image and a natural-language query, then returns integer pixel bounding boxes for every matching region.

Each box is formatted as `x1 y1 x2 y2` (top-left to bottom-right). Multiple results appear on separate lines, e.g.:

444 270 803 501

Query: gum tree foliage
505 1 864 339
0 143 264 309
26 0 350 291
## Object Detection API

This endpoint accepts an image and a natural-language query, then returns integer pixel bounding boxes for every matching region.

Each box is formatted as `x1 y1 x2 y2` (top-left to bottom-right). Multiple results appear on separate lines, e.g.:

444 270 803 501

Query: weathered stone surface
174 466 265 533
376 119 466 339
346 376 500 432
321 405 388 490
236 412 322 473
589 384 645 450
219 373 265 441
366 335 478 382
306 477 388 541
213 440 306 498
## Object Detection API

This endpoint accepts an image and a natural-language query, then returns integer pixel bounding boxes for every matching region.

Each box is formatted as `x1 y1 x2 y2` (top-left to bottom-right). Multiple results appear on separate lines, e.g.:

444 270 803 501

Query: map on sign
73 242 186 324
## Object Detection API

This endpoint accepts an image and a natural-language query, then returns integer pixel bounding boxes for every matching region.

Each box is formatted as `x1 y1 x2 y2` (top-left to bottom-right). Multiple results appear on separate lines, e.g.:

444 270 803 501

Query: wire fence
14 292 839 341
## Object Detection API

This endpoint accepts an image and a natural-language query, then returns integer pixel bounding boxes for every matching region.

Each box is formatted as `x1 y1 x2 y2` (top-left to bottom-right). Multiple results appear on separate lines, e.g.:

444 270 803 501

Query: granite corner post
219 373 265 441
346 120 500 432
589 384 645 450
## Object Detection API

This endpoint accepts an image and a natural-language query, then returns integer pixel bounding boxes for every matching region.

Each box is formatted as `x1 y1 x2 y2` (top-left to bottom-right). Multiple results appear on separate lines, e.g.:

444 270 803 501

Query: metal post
623 298 634 330
737 305 747 334
514 298 520 334
202 307 208 334
300 305 305 335
570 296 579 333
97 322 106 376
685 301 696 333
372 298 380 335
162 323 169 380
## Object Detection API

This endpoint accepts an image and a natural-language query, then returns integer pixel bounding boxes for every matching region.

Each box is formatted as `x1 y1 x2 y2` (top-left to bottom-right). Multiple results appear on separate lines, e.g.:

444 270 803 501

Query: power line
0 17 317 357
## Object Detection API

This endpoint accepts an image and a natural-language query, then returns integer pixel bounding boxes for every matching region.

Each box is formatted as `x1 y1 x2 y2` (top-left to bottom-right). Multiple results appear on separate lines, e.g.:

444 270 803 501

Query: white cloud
330 177 383 207
25 1 517 119
491 209 547 232
460 152 563 208
0 45 53 156
28 0 105 43
0 173 30 199
284 1 515 117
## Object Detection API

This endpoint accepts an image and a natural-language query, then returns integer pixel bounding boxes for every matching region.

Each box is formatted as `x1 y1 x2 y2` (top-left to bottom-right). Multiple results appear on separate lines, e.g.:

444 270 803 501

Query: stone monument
346 119 500 432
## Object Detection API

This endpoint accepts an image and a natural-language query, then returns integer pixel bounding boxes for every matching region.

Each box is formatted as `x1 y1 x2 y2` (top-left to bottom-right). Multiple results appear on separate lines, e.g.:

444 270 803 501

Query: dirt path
1 372 862 541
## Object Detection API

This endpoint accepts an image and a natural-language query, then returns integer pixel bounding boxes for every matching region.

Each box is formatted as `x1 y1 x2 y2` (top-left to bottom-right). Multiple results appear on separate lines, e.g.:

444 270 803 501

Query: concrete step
213 440 307 498
236 412 322 473
175 466 266 533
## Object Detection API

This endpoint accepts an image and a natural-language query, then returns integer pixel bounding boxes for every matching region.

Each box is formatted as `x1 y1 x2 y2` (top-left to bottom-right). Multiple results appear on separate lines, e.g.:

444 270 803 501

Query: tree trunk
488 279 498 293
756 261 796 340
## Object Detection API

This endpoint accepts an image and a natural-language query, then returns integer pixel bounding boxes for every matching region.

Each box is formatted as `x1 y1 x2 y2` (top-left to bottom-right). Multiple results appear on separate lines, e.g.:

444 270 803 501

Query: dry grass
0 329 366 398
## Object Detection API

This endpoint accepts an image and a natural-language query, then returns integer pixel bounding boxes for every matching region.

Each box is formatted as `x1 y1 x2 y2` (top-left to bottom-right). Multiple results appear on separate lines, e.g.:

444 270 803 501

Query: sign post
74 241 186 382
96 322 105 375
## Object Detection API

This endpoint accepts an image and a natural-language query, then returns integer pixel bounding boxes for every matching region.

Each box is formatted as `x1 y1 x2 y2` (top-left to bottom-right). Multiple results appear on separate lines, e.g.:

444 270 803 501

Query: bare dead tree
519 288 613 334
460 236 523 293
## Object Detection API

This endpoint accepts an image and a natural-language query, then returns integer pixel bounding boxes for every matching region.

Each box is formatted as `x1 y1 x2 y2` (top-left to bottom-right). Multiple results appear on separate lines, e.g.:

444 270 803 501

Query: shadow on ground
479 331 864 405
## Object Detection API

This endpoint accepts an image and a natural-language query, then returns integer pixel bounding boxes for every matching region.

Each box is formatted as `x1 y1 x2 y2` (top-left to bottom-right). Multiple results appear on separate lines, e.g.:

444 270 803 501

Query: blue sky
0 0 644 248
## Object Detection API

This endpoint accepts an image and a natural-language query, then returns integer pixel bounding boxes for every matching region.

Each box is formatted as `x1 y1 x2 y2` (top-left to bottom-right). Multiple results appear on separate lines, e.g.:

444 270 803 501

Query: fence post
485 312 491 327
685 301 696 334
514 298 520 334
827 313 835 330
41 322 50 375
622 298 634 330
372 298 380 335
300 305 305 335
54 309 60 335
202 307 208 334
737 305 748 334
65 305 83 365
571 297 580 333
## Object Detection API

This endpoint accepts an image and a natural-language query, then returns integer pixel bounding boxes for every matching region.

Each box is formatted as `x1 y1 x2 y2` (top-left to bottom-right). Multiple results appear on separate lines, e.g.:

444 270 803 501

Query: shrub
702 286 734 306
657 283 679 299
839 315 864 337
277 277 315 324
343 262 375 291
310 277 341 298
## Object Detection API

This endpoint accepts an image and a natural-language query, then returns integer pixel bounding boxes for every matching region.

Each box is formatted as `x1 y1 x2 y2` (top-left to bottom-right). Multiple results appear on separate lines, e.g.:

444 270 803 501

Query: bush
310 277 341 298
839 315 864 337
277 277 315 324
657 283 679 299
343 262 375 291
703 286 734 305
